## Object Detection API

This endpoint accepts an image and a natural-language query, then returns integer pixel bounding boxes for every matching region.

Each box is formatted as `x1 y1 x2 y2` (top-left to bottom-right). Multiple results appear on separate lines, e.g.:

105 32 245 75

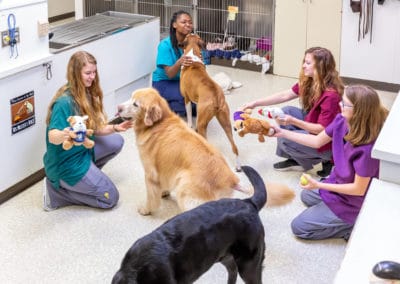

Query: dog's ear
67 116 75 125
144 104 162 126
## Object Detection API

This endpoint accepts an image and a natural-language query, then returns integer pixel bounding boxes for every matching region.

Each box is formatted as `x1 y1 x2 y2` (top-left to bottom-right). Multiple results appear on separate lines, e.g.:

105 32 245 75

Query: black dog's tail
241 165 267 211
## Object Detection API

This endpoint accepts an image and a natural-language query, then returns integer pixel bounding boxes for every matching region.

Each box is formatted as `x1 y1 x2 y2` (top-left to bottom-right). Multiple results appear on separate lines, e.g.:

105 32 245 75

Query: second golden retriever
180 33 241 170
117 87 294 215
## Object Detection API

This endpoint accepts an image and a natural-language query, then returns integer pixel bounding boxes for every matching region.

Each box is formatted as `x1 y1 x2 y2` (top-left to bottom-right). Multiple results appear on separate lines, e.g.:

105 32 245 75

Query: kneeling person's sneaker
317 161 333 177
43 178 58 212
273 159 304 172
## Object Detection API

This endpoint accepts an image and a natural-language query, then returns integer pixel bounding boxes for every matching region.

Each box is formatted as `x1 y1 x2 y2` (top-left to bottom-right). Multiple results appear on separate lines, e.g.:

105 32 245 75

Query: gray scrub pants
291 189 353 240
276 106 331 170
46 133 123 209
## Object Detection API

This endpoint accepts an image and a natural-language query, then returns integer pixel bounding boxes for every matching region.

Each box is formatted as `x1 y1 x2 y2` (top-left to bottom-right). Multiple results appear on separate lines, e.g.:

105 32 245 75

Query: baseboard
0 169 45 205
341 77 400 93
49 12 75 23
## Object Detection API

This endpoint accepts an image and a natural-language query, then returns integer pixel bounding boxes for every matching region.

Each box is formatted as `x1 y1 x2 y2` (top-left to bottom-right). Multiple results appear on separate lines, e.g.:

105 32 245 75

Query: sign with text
10 90 35 135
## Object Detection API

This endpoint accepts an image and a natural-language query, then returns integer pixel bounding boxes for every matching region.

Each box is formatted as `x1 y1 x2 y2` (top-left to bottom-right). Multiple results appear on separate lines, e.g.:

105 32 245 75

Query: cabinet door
273 0 307 78
273 0 342 78
307 0 342 69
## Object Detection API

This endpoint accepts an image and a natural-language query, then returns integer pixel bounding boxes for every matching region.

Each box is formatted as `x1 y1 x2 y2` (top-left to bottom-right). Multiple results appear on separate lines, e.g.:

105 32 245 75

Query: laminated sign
10 90 35 135
227 6 238 21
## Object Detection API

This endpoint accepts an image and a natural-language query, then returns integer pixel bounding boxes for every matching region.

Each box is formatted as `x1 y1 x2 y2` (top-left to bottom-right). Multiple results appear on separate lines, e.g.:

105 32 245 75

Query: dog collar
185 48 204 65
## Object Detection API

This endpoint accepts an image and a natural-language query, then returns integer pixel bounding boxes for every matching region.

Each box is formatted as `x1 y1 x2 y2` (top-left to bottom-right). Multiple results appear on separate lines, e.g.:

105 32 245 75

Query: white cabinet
273 0 342 78
0 14 159 194
340 1 400 84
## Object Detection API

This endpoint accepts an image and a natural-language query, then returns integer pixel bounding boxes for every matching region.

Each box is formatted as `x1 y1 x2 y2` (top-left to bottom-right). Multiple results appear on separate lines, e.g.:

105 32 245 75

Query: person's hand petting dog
179 55 193 67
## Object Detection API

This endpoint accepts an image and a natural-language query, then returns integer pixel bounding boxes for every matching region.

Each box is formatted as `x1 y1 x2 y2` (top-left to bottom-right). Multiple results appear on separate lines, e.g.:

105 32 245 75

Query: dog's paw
138 206 151 216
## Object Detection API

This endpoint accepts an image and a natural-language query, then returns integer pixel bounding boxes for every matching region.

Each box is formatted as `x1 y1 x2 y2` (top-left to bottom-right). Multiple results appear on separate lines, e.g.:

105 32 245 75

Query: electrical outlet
1 27 20 47
37 20 49 37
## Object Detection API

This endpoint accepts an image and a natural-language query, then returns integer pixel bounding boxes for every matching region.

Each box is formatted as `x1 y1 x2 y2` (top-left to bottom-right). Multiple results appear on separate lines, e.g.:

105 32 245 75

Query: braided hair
169 10 191 57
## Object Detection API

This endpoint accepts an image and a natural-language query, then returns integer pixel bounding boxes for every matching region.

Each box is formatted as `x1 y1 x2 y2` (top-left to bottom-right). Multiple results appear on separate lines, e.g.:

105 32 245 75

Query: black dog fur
112 165 266 284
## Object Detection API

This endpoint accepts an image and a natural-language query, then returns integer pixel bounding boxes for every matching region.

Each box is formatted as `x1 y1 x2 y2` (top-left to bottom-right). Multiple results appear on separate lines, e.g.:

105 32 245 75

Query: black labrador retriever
112 165 266 284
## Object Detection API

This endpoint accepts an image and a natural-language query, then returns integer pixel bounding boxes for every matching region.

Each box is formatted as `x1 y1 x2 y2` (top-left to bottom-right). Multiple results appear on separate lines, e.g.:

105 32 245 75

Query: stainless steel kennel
83 0 273 55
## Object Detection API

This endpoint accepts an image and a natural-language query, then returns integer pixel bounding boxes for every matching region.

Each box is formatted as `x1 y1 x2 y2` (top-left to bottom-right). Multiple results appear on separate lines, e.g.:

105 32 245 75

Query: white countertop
335 178 400 283
0 53 53 80
372 91 400 164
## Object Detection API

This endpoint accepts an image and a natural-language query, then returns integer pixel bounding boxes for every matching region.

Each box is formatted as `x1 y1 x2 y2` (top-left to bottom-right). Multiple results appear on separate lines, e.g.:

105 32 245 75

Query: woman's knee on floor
291 216 311 239
300 189 322 207
108 133 124 155
291 218 325 240
95 134 125 156
83 170 120 209
97 185 119 209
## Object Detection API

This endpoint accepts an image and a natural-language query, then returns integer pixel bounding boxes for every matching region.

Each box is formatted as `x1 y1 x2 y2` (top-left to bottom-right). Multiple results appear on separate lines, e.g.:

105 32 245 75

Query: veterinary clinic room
2 0 400 283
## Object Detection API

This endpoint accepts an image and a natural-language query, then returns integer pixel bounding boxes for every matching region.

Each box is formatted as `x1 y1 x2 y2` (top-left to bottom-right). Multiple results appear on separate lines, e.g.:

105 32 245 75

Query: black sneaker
317 161 333 177
273 159 304 172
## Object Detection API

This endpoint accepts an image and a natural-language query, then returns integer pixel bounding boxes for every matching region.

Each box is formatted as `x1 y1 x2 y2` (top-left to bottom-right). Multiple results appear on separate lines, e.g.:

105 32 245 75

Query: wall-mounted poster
10 90 35 135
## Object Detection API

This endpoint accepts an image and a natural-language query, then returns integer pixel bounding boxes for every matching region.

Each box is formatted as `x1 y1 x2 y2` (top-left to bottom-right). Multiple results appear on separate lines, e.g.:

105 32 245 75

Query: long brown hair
345 84 388 145
46 51 107 130
298 47 344 111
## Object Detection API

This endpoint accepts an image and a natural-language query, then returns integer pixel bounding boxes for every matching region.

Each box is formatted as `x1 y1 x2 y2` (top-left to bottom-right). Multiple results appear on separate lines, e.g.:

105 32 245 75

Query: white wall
48 0 74 18
0 15 159 192
340 0 400 84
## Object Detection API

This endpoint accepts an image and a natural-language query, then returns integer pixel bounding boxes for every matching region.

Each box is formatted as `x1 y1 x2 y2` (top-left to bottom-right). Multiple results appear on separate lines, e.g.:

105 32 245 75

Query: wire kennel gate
84 0 274 72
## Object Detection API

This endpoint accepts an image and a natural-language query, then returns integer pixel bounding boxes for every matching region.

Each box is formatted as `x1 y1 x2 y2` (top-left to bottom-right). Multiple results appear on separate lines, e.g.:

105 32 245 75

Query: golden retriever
117 88 294 215
180 33 241 170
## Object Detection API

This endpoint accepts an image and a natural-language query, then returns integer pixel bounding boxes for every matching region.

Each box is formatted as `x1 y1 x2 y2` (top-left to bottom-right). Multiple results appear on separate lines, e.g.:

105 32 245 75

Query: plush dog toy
233 109 252 131
62 115 95 150
233 109 274 142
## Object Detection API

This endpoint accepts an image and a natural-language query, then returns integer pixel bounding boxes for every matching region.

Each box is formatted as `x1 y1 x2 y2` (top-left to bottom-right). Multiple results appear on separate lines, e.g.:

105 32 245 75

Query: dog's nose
117 105 123 114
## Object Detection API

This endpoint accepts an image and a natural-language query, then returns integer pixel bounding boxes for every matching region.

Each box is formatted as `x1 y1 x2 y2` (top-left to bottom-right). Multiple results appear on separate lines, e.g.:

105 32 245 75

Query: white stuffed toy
258 107 285 119
62 115 95 150
212 72 242 95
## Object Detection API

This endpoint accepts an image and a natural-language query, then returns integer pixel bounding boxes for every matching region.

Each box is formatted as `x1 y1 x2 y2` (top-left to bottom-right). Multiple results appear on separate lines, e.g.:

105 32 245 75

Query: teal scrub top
152 36 182 82
43 92 92 189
